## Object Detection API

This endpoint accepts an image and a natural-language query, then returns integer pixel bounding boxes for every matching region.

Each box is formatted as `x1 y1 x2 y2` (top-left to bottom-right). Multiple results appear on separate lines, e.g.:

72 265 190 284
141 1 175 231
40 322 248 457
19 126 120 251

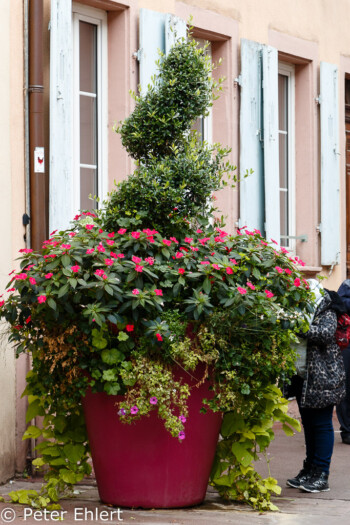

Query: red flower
226 267 234 275
294 278 301 287
29 277 36 285
155 333 163 342
104 259 114 266
132 289 140 295
37 295 47 303
237 287 247 295
118 228 127 234
131 232 140 239
132 256 142 264
154 289 163 296
71 265 80 273
178 268 185 275
135 265 144 273
126 324 134 332
265 290 274 298
45 273 53 279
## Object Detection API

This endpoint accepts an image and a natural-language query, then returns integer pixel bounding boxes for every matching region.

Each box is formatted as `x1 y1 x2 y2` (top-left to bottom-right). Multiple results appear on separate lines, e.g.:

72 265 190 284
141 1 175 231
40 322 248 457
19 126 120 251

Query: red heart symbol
38 157 43 164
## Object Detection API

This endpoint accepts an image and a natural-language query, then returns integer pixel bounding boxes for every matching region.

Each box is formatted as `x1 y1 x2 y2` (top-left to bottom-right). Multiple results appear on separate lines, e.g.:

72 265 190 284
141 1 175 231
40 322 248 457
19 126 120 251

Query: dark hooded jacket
301 290 346 408
338 279 350 312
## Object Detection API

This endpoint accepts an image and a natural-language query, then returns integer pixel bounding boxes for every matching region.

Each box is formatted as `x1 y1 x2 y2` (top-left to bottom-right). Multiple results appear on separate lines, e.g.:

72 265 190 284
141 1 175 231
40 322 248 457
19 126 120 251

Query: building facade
2 0 350 479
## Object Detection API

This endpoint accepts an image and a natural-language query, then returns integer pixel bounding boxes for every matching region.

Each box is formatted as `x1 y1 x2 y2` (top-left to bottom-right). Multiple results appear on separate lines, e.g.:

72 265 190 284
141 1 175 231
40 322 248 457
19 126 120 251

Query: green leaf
47 297 57 310
203 277 211 294
59 469 78 485
57 283 70 298
62 255 71 267
63 444 85 463
231 443 254 468
23 425 42 440
118 331 129 341
26 399 45 423
101 348 125 365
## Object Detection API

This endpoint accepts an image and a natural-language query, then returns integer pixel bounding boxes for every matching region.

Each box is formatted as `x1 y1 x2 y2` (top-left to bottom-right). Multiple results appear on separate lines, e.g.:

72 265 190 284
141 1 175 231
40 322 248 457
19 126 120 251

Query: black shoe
286 461 312 488
341 434 350 444
299 468 329 493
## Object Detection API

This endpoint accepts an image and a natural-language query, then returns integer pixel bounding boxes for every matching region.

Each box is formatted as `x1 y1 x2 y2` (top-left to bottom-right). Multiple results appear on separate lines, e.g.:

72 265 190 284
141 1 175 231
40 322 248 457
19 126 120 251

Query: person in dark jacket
287 286 346 493
336 279 350 444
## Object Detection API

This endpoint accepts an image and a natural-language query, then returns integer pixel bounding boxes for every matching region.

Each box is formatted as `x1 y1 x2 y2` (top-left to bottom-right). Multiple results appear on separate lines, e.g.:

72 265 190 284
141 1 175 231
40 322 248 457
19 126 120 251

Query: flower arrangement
0 36 313 511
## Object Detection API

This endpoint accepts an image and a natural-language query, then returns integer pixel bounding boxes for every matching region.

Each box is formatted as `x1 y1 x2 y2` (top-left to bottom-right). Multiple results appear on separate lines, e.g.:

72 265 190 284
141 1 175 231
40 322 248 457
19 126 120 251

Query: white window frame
278 62 296 252
72 2 108 211
193 38 212 144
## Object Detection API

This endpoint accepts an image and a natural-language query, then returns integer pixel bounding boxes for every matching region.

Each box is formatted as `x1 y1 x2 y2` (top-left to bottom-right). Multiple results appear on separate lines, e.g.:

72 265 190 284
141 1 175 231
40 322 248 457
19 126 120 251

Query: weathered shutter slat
239 39 264 233
320 62 340 265
139 9 166 93
49 0 74 232
165 14 187 55
262 45 280 244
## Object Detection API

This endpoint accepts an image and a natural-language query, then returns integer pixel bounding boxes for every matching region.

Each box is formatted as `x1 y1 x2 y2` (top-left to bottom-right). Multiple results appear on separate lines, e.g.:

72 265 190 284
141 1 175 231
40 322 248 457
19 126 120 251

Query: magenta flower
178 268 185 275
117 253 125 258
61 244 71 250
97 244 105 253
200 261 210 265
261 241 268 246
15 273 28 281
285 268 292 275
179 415 187 423
150 397 158 405
118 228 127 234
154 289 163 296
104 259 114 266
135 265 144 272
170 236 179 243
37 295 47 303
176 252 184 259
265 290 274 298
178 431 185 440
85 224 94 230
275 266 283 274
126 324 134 332
247 282 255 290
95 269 105 277
155 333 163 342
45 273 53 279
106 240 114 246
107 232 114 238
229 258 237 264
132 289 140 295
226 267 234 275
294 278 301 287
131 232 140 239
0 300 5 308
145 257 154 265
71 265 80 273
130 406 139 415
132 256 142 264
118 408 126 416
29 277 37 285
237 287 247 295
212 264 220 270
163 239 172 246
184 237 193 243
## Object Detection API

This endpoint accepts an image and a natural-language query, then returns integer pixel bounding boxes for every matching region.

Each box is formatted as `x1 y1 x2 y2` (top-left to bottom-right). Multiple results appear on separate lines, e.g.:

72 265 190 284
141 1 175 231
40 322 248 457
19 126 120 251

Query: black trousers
336 346 350 438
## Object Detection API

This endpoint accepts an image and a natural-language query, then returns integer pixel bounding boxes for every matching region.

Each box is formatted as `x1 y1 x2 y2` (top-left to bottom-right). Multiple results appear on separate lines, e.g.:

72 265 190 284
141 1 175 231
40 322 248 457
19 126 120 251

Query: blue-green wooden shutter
262 45 280 243
139 10 186 94
320 62 340 265
239 39 264 233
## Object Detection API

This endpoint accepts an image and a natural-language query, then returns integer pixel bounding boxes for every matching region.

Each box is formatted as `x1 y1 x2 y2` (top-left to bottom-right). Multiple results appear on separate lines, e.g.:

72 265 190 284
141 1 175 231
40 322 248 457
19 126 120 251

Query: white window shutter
165 14 187 55
139 9 166 93
320 62 340 265
239 39 265 234
262 45 280 244
49 0 74 232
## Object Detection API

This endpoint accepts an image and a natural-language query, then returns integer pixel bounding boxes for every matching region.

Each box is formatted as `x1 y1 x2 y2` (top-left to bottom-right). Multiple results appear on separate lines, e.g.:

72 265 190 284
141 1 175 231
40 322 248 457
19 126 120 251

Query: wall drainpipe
29 0 47 251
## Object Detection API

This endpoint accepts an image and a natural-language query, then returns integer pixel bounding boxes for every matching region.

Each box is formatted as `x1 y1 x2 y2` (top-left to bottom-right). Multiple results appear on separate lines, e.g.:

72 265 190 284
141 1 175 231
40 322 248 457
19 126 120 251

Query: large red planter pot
82 365 222 508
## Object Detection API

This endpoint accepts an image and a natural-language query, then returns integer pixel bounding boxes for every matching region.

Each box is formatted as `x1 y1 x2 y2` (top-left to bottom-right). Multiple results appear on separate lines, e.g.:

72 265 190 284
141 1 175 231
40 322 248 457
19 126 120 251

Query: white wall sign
34 147 45 173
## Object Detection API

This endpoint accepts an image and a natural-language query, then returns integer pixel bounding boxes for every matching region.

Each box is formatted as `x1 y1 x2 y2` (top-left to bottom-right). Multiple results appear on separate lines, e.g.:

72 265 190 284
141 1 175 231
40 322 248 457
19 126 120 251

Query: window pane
280 190 289 247
79 22 97 93
278 74 288 132
80 167 97 210
80 95 97 165
192 116 204 141
279 133 288 189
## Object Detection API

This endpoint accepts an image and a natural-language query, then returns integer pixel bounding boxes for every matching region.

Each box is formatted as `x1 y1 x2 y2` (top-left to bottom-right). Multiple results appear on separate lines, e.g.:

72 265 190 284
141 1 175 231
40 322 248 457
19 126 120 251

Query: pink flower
117 253 125 259
275 266 283 274
131 232 140 239
86 248 94 254
247 282 255 290
271 239 278 245
199 237 210 245
29 277 36 285
135 265 144 273
170 237 179 244
176 252 184 259
61 244 71 250
26 265 35 270
280 247 289 254
229 259 237 264
200 261 210 265
37 295 47 303
118 408 126 416
50 230 58 235
184 237 193 243
163 239 172 246
179 415 187 423
285 268 292 275
196 229 203 234
97 244 105 253
7 288 15 292
212 264 220 270
106 240 114 246
150 397 158 405
118 228 127 234
69 232 76 238
126 324 134 332
104 259 114 266
130 406 139 415
0 300 4 307
178 268 185 275
15 273 27 281
132 289 140 295
71 265 80 273
294 278 301 287
145 257 154 265
191 246 199 251
154 289 163 296
19 248 33 254
265 290 274 298
237 287 247 295
178 431 185 440
155 333 163 342
226 267 234 275
95 269 105 277
132 256 142 264
85 224 94 230
147 236 155 243
45 273 53 279
261 241 268 246
110 252 117 259
107 232 115 238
